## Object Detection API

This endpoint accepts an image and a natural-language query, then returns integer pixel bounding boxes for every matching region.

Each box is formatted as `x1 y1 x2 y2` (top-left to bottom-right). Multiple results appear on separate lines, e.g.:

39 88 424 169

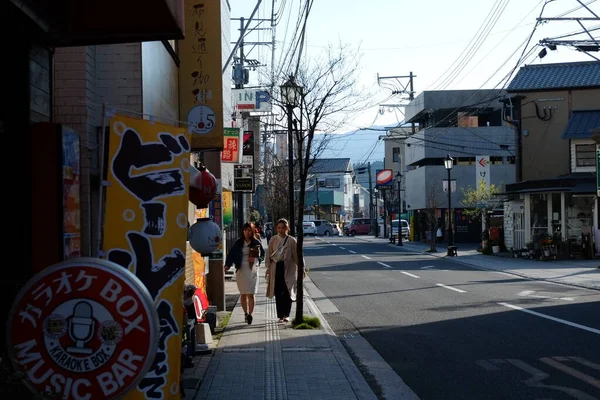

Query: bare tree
285 44 368 322
262 150 291 223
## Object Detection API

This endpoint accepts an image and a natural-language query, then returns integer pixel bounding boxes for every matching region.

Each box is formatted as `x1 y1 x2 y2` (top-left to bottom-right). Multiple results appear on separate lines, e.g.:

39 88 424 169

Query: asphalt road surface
303 235 600 400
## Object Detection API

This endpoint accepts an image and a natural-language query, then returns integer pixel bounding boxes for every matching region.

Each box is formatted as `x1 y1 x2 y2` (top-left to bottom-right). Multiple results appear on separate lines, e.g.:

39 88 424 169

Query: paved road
303 235 600 400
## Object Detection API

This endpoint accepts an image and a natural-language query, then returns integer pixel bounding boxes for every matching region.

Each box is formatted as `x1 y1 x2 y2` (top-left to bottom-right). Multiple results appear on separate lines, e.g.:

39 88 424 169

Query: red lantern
189 164 217 208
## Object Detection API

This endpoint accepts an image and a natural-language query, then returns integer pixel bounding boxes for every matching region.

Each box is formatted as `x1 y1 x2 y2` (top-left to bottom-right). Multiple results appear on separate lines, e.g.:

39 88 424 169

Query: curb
387 242 600 292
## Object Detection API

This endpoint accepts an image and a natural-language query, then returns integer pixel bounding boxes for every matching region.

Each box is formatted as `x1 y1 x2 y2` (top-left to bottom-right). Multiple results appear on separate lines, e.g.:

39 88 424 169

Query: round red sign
7 257 159 400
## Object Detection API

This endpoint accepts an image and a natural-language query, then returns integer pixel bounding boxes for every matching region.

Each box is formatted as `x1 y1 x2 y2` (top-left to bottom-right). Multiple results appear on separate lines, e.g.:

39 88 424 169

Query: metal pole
447 168 454 256
315 177 319 219
367 162 374 235
287 105 295 236
397 179 403 246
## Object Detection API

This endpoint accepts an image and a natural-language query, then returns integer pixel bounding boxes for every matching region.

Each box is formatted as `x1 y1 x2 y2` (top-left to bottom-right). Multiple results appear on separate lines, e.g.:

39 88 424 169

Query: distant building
403 89 516 242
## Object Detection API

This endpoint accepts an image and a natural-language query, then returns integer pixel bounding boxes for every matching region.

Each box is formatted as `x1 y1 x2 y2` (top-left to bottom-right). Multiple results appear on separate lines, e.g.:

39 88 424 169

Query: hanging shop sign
7 257 159 400
103 114 190 399
221 127 242 163
179 0 224 150
233 177 254 192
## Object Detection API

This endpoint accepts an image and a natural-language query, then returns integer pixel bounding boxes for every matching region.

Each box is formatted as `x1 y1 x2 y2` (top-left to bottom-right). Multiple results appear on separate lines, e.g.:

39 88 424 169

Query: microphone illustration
67 301 95 355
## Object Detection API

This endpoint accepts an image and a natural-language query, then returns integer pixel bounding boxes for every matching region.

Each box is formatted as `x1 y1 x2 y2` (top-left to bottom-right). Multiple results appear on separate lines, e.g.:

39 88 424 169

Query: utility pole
235 17 246 233
367 162 374 235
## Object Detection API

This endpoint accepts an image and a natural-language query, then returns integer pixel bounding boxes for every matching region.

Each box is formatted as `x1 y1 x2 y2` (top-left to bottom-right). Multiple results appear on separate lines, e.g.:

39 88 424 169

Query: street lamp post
395 172 403 246
280 76 302 236
444 154 455 256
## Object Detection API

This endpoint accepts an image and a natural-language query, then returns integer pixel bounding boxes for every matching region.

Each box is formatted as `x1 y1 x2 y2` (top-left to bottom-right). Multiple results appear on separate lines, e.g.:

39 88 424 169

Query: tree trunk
481 211 487 249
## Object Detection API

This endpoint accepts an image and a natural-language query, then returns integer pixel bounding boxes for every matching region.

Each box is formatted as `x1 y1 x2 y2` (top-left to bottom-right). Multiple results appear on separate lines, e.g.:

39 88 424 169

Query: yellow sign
103 115 190 399
222 190 233 227
179 0 224 150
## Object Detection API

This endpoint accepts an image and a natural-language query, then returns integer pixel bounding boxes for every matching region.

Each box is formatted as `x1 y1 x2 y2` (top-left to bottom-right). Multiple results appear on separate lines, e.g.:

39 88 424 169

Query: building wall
405 164 515 210
30 46 52 123
405 126 515 165
54 46 97 257
141 41 179 121
96 43 143 115
519 88 600 181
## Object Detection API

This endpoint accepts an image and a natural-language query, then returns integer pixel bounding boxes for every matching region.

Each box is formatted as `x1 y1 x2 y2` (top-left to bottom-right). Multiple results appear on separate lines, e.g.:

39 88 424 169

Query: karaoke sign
7 258 159 400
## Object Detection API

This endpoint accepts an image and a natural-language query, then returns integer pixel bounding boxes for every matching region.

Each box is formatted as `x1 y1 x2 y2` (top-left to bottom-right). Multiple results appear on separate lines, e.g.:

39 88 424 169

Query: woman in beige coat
265 218 301 322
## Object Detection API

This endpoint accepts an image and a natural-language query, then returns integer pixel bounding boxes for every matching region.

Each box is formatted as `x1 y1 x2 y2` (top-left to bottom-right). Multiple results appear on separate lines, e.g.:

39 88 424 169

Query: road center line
349 250 357 254
378 262 392 268
400 271 420 278
498 302 600 335
361 255 372 260
436 283 466 293
339 247 346 250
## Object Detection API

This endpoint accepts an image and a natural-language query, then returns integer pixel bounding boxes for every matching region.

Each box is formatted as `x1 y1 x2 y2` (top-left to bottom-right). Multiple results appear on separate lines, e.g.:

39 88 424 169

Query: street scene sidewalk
355 235 600 290
191 279 382 400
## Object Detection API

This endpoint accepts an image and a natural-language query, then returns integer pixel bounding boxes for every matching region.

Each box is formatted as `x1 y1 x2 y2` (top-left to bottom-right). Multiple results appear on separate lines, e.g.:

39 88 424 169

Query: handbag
270 236 289 263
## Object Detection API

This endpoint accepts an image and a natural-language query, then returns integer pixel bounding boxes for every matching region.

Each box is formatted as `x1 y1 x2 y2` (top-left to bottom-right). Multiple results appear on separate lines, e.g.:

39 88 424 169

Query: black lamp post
444 154 454 256
280 76 302 236
395 171 403 246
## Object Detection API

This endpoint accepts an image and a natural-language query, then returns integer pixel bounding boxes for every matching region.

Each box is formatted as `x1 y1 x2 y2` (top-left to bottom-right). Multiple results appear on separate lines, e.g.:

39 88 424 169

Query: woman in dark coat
224 222 264 324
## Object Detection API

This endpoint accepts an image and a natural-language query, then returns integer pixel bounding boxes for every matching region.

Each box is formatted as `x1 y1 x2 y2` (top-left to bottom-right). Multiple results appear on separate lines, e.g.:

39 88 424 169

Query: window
392 147 401 163
324 178 340 188
576 144 595 167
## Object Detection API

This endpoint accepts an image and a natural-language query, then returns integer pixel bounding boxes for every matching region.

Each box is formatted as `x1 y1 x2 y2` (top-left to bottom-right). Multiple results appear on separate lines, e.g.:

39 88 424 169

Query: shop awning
561 110 600 139
14 0 184 46
500 172 596 196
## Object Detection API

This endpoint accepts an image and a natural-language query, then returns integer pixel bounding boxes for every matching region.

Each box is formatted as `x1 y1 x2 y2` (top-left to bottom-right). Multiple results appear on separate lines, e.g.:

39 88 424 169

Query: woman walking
224 222 264 325
265 218 302 323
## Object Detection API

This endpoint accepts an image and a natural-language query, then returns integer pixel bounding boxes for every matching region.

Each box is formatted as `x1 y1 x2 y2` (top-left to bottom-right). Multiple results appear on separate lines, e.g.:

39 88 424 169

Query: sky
228 0 599 161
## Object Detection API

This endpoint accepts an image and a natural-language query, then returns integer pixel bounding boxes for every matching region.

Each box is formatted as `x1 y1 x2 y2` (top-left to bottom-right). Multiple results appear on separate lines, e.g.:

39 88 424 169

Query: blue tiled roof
507 61 600 92
309 158 352 174
562 110 600 139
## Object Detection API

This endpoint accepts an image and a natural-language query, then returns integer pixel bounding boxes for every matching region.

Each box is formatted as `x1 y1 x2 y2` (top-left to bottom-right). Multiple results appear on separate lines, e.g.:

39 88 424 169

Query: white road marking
378 262 393 269
498 302 600 335
349 250 357 254
339 247 346 250
400 271 420 278
361 255 372 260
421 266 436 270
476 360 500 371
331 243 337 246
540 357 600 390
436 283 466 293
518 290 574 301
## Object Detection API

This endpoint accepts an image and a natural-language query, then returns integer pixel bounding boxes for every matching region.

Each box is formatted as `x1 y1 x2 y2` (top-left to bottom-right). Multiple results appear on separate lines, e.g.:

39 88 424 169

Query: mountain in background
316 126 388 165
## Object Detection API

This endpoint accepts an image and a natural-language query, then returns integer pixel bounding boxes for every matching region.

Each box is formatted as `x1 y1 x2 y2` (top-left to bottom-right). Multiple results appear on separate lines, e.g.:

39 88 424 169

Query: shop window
575 144 595 167
392 147 400 163
566 194 594 241
551 193 561 236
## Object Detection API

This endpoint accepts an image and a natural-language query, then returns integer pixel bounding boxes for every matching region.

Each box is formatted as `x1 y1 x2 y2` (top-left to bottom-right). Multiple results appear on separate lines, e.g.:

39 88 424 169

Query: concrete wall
405 89 503 122
519 88 600 181
405 164 515 210
405 126 515 165
141 41 179 122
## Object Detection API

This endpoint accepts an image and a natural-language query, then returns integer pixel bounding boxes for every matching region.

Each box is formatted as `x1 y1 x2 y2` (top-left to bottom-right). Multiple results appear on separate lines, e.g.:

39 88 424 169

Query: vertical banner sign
476 156 490 188
221 127 241 163
103 115 190 399
222 191 233 228
179 0 224 150
208 194 223 260
61 127 81 259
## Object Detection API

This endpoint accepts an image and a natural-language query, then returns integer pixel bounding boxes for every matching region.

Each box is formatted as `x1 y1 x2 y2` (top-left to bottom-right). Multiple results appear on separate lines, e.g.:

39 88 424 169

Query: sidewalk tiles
191 281 379 400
